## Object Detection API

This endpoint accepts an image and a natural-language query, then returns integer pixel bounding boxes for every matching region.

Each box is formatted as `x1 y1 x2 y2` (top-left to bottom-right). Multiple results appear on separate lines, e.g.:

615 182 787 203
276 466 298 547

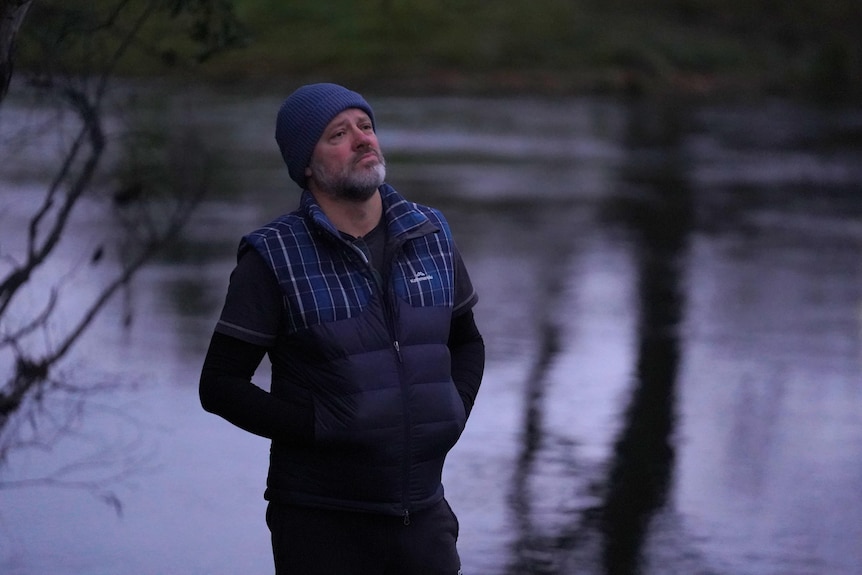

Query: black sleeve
452 244 479 314
199 331 314 443
214 247 283 347
447 309 485 419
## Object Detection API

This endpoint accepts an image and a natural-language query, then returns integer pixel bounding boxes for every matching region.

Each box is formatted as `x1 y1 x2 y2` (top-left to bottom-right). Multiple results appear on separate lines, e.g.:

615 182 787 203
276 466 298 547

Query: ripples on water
0 89 860 574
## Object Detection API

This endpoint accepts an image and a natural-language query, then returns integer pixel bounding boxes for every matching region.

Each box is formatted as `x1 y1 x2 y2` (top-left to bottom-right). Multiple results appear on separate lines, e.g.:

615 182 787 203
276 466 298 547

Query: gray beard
310 154 386 202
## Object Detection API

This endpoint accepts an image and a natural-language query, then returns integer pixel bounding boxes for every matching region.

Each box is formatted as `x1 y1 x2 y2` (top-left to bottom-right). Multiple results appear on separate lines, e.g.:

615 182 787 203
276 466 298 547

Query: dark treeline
17 0 862 101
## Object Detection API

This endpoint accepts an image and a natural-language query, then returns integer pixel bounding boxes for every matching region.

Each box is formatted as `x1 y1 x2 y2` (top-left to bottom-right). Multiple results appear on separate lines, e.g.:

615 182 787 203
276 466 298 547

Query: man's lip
356 151 379 163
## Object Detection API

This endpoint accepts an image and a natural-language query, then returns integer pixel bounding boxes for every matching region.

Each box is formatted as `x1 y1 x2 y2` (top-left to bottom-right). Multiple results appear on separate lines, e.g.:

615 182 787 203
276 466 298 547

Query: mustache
354 147 385 165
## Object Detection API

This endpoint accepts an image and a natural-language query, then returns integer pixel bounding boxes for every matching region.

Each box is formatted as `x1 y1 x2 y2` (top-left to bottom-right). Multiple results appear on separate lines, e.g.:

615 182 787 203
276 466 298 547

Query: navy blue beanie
275 83 376 189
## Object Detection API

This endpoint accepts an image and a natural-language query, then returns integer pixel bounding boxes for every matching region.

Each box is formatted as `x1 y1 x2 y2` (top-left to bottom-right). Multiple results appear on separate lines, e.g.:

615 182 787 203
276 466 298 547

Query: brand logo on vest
409 271 434 284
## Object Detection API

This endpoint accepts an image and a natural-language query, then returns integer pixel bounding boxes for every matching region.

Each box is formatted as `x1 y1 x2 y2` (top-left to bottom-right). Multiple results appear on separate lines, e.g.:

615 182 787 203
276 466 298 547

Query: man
199 83 485 575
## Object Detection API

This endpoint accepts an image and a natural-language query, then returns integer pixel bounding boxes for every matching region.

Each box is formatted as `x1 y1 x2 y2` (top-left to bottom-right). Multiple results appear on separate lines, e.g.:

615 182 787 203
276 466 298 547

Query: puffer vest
241 184 466 518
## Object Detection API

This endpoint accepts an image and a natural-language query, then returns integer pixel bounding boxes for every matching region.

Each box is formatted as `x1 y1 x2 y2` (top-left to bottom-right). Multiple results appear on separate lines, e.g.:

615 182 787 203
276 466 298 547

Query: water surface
1 89 860 574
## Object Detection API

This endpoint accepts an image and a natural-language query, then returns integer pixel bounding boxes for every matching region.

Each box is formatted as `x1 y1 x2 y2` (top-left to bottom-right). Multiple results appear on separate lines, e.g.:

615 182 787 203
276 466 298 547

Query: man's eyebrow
326 114 371 133
324 118 350 134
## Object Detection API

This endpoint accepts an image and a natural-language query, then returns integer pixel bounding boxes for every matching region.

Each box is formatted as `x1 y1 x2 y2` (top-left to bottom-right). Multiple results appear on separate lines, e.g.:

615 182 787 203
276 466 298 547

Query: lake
1 86 861 574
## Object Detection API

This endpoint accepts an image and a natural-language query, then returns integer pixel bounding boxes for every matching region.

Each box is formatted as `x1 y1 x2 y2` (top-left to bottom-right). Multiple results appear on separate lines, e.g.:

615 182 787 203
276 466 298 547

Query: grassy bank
18 0 862 101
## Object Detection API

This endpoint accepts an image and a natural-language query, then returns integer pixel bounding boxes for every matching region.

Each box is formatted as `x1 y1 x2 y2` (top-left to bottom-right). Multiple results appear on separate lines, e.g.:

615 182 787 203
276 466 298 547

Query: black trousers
267 498 462 575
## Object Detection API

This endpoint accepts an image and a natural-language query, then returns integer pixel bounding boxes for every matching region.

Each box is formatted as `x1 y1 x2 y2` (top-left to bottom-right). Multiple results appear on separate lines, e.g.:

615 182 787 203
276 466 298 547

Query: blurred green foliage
16 0 245 78
17 0 862 99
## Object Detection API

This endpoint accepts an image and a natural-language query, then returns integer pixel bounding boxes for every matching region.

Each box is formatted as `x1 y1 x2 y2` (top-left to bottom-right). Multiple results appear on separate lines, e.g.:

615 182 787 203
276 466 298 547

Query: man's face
306 108 386 202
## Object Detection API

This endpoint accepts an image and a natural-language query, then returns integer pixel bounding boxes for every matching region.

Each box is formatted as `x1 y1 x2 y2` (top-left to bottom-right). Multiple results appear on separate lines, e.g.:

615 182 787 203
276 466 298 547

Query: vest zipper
392 295 411 525
384 238 413 528
353 239 411 520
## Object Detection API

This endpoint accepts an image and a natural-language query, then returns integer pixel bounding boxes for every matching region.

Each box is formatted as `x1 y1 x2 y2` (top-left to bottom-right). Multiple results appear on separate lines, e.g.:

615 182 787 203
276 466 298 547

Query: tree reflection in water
505 99 694 574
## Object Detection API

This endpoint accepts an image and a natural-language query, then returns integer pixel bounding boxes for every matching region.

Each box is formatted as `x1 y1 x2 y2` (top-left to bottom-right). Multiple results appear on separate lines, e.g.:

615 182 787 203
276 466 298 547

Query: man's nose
352 127 374 147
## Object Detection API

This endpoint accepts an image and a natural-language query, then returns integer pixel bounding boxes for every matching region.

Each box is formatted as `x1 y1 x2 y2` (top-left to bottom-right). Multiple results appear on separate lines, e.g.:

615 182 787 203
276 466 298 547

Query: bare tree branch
0 0 33 102
0 0 243 504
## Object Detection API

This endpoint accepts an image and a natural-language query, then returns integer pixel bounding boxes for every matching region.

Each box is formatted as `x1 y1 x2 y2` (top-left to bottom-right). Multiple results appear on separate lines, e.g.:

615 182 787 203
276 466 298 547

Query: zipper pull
393 340 403 363
403 509 410 526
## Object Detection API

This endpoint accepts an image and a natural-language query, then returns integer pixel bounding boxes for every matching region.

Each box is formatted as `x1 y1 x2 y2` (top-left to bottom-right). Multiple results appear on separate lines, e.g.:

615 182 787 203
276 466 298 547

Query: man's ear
305 166 312 177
